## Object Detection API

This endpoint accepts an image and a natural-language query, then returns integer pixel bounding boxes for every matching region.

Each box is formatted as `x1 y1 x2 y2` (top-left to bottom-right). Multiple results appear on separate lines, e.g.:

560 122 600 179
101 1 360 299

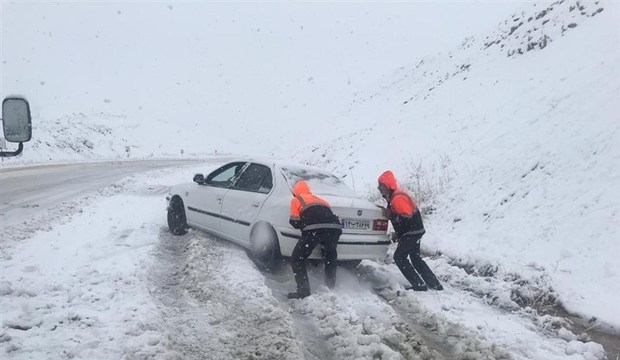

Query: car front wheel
167 196 188 235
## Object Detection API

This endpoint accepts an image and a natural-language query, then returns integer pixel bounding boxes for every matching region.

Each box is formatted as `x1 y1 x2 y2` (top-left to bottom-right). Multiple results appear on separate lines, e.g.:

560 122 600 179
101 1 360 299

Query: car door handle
251 202 260 207
217 196 223 201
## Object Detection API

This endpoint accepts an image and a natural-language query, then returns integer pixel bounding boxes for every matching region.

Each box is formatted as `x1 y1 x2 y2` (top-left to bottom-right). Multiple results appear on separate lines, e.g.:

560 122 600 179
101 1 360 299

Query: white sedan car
166 159 390 269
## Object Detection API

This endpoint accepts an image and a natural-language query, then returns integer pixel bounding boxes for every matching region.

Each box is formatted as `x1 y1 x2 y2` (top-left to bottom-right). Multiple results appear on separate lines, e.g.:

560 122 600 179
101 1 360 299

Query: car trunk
321 195 387 235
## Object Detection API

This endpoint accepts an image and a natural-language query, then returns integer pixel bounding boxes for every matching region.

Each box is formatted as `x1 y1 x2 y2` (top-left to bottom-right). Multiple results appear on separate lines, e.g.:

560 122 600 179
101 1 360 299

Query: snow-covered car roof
227 157 355 197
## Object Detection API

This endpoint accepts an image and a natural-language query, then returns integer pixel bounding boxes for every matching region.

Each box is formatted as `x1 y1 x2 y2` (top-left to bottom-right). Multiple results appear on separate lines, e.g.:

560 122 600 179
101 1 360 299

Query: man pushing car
378 170 443 291
288 180 343 299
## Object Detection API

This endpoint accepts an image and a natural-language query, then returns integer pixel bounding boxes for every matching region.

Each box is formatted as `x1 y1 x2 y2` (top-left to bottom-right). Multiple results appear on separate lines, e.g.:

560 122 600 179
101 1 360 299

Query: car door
220 163 273 245
185 162 247 233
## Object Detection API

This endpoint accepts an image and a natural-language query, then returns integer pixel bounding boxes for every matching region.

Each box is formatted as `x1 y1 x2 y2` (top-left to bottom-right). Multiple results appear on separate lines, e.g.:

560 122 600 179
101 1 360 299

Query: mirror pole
0 142 24 157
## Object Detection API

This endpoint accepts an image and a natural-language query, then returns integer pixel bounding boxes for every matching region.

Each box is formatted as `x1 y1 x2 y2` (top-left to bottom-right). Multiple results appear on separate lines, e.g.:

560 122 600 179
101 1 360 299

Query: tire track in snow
150 229 306 359
263 272 337 360
153 228 454 359
149 229 219 358
152 228 520 359
263 260 442 359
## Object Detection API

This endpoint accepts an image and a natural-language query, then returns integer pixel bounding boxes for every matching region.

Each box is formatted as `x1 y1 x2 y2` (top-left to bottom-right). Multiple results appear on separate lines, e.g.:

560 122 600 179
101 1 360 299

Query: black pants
291 228 341 293
393 234 442 288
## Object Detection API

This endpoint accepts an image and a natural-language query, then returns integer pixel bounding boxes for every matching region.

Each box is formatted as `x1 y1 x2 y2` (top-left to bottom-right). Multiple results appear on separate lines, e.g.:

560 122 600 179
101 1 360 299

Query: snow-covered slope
292 0 620 329
0 112 228 165
7 112 141 163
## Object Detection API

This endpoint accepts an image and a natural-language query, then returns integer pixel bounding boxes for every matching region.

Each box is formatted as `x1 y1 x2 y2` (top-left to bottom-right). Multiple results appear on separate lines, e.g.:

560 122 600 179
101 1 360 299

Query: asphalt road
0 160 205 229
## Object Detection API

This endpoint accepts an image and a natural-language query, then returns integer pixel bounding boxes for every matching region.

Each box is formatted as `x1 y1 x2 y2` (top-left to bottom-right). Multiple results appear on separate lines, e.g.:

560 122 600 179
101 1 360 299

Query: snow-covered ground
0 164 609 359
2 0 619 358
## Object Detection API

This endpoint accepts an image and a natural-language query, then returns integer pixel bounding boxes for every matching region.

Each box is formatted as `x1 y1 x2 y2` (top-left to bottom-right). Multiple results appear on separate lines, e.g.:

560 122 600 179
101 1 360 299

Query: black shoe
287 291 310 299
429 284 444 291
405 284 428 291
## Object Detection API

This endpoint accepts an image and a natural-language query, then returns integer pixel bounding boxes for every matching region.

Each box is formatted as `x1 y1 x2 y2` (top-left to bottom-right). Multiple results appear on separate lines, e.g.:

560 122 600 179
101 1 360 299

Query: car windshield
280 166 358 198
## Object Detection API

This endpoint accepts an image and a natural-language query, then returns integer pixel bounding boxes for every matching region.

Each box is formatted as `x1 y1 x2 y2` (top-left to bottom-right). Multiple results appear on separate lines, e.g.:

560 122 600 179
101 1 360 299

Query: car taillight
373 219 388 231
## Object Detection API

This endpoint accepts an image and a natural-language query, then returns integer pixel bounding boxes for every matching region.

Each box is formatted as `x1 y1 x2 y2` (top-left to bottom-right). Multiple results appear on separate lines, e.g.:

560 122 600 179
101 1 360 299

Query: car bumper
277 228 390 260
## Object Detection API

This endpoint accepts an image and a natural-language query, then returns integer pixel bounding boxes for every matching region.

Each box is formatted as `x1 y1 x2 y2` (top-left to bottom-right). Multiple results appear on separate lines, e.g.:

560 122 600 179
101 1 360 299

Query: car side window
233 163 272 193
206 162 247 188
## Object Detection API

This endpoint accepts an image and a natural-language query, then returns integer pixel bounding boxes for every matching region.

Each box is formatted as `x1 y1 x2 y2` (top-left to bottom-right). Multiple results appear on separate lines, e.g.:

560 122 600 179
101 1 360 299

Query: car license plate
341 218 370 230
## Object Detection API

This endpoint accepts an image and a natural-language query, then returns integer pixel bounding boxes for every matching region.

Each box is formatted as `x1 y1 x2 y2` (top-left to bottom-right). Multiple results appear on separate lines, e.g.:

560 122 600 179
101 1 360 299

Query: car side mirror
193 173 205 185
1 97 32 157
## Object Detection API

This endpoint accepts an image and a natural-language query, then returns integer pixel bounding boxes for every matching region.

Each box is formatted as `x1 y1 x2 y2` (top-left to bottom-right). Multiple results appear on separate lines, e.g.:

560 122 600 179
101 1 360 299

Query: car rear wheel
167 196 188 235
250 222 282 272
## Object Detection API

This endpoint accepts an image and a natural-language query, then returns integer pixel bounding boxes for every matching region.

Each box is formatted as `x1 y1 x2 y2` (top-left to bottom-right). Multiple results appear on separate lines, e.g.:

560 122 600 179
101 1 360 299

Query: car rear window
280 166 358 198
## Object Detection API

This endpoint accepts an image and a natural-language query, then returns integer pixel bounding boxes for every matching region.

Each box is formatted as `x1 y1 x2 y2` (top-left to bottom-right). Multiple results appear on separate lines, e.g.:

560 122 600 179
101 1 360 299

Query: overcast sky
1 2 520 134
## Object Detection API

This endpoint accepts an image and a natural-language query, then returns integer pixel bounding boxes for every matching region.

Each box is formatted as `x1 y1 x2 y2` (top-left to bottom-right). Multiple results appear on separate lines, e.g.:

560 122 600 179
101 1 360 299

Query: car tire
167 196 188 235
250 222 282 272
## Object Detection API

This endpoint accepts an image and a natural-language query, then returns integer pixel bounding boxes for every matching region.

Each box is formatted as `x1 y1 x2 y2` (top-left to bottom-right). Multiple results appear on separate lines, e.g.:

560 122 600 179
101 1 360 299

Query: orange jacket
378 170 416 216
378 170 424 237
290 180 341 231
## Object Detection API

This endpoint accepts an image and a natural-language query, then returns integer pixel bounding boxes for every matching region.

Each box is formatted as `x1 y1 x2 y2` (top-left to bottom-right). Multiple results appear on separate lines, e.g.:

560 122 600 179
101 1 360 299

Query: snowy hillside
0 112 224 165
3 112 141 163
292 0 620 331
